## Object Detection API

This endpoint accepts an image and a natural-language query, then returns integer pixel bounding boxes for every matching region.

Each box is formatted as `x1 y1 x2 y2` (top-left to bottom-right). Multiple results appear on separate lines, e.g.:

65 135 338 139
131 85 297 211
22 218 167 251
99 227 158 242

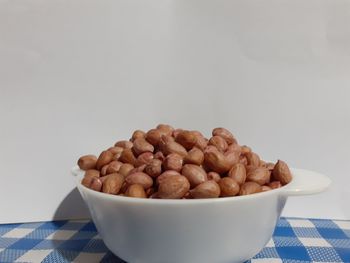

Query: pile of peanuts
77 125 292 199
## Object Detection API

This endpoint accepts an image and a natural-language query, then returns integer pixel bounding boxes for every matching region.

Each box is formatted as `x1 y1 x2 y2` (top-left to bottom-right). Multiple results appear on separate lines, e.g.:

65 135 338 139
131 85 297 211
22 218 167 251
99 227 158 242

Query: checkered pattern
0 218 349 263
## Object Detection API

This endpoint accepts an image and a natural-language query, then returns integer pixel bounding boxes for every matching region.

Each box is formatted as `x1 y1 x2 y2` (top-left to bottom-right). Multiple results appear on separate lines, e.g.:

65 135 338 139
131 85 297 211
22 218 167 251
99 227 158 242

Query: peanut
207 172 221 182
82 176 102 192
106 161 123 174
145 129 162 146
247 167 271 185
209 136 228 152
224 151 240 167
190 180 221 199
158 175 190 199
182 164 208 188
107 146 124 156
119 148 136 165
272 160 292 185
218 177 240 197
118 163 134 177
126 184 147 198
127 164 146 175
245 152 260 167
130 130 146 142
156 124 174 136
226 143 241 154
204 150 231 174
135 152 154 167
132 138 154 156
163 153 183 172
96 151 114 170
269 181 282 189
212 127 237 145
161 140 187 157
102 173 124 194
156 170 181 185
175 130 197 150
172 128 184 138
84 169 100 178
262 186 271 192
240 145 251 154
78 155 97 170
125 172 153 189
114 140 133 149
228 163 246 185
184 147 204 165
154 151 165 161
239 182 262 195
264 162 275 171
144 159 162 178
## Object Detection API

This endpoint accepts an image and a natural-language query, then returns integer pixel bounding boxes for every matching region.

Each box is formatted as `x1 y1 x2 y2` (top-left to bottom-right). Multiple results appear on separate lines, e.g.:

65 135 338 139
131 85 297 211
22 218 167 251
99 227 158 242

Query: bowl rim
74 166 290 205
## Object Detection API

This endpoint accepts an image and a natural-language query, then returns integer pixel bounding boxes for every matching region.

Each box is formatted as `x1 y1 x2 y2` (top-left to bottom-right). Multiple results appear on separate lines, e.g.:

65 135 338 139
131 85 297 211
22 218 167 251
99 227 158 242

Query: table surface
0 217 349 263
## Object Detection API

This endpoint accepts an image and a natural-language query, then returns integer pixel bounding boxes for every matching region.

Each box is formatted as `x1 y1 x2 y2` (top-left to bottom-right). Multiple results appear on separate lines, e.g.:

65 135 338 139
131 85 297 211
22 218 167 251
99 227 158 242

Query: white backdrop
1 0 350 223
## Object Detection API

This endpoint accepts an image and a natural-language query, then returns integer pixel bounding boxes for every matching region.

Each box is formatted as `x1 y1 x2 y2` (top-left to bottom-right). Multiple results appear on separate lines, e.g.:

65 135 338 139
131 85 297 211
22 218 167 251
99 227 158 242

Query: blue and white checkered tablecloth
0 217 349 263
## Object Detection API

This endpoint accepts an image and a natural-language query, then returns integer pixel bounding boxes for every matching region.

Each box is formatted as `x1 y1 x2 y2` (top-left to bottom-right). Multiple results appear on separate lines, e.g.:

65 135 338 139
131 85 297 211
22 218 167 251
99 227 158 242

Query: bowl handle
280 168 331 196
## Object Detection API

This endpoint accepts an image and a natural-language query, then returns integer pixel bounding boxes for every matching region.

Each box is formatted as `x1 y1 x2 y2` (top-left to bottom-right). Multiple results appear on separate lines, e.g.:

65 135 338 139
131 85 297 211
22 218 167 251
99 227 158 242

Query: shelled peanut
77 125 292 199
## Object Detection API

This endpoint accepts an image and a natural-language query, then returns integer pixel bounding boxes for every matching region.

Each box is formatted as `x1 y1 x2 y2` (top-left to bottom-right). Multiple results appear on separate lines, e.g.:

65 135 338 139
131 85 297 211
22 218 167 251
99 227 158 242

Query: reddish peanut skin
228 163 246 185
182 164 208 188
269 181 282 189
154 151 165 162
239 156 248 166
163 153 183 172
175 130 197 150
114 140 133 149
100 164 109 176
158 175 190 199
204 150 231 174
184 147 204 165
127 164 146 175
156 124 174 136
162 140 187 157
131 130 146 142
82 176 102 191
226 144 241 154
225 151 240 167
156 170 182 185
102 173 124 194
264 162 275 171
207 172 221 183
247 167 271 185
96 151 114 170
118 163 134 177
194 136 208 151
262 186 272 192
172 128 184 138
107 146 124 155
126 184 147 198
125 172 153 189
144 159 162 178
245 152 260 167
212 127 237 145
218 177 240 197
239 182 262 196
145 129 162 146
272 160 292 185
135 152 154 167
84 169 100 178
119 148 136 165
132 138 154 156
240 145 252 154
190 181 221 199
78 155 97 170
209 136 228 152
106 161 123 174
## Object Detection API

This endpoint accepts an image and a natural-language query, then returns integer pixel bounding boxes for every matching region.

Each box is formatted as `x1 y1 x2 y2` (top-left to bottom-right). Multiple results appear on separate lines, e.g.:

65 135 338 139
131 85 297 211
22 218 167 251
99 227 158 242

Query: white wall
1 0 349 223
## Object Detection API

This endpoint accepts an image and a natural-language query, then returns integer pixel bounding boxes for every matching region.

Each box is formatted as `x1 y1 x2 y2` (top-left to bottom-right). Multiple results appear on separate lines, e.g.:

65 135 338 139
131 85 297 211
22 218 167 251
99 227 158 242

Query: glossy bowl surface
72 166 330 263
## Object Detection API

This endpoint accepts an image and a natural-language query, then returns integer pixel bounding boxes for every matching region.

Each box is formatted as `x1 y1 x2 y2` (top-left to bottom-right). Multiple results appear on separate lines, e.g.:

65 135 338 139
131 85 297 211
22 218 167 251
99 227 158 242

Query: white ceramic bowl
72 166 331 263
